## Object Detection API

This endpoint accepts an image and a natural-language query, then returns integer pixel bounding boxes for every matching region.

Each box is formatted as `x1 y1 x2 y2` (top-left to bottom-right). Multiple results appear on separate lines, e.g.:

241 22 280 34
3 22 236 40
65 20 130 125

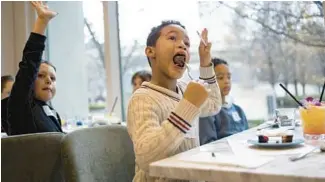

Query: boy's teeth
174 55 185 62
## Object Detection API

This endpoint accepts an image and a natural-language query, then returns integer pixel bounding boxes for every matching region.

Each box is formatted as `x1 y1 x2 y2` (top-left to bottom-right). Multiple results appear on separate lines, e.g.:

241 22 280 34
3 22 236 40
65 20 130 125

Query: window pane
198 1 324 127
83 1 108 116
46 1 89 120
118 1 203 116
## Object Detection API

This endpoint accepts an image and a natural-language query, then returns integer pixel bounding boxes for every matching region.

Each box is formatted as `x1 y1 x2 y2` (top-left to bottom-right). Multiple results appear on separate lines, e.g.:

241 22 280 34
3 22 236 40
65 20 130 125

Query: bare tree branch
242 2 323 19
313 1 324 16
84 17 141 77
219 2 325 48
84 18 105 67
122 40 139 75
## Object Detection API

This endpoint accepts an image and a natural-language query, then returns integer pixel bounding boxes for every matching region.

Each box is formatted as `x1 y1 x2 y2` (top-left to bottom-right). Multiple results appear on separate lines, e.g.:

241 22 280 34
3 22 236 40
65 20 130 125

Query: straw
279 83 307 109
196 31 207 46
109 96 118 115
319 80 325 102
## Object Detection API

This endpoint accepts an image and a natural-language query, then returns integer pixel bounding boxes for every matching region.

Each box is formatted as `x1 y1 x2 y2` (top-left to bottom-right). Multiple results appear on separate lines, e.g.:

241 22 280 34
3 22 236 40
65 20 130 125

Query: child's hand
31 1 58 23
198 28 212 67
183 81 209 108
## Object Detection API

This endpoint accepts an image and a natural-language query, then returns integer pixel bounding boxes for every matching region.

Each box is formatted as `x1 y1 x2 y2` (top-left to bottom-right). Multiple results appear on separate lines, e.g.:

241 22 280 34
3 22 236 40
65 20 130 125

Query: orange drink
299 105 325 139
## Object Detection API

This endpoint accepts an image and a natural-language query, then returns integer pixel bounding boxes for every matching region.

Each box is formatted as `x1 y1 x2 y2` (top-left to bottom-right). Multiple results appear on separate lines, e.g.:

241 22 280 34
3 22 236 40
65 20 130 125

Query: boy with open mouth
127 20 222 182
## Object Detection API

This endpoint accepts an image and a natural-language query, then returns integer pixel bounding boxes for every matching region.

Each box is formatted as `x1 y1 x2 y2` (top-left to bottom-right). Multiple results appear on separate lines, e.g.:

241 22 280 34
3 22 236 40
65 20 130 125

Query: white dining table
149 127 325 182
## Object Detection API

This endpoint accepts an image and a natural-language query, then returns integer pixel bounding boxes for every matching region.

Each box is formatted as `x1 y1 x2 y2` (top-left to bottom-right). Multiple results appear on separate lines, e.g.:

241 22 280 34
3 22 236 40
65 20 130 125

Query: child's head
1 75 14 99
131 70 152 92
145 20 190 80
34 61 57 102
212 58 231 97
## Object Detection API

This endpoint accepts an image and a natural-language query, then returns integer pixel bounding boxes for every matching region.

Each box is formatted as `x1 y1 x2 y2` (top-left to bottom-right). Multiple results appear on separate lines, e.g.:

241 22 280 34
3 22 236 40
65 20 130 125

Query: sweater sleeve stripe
169 114 190 131
171 111 192 128
167 118 187 134
199 76 217 84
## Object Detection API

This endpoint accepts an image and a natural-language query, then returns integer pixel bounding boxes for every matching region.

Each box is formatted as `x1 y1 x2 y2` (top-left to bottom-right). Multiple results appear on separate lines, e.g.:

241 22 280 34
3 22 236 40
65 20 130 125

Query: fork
289 147 319 162
185 63 194 80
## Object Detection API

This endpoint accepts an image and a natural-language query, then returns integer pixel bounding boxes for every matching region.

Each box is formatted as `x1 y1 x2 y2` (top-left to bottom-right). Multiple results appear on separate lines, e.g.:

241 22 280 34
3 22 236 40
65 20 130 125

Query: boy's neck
222 95 226 104
150 74 177 92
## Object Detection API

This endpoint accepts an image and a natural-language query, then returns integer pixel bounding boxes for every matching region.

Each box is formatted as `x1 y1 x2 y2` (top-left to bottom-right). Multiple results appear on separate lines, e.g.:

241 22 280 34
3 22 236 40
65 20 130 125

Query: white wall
1 2 15 75
1 1 35 76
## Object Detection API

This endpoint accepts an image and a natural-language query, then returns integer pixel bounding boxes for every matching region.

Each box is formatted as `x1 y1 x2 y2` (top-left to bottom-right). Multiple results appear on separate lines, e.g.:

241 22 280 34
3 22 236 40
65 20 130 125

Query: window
46 1 107 121
118 1 325 127
83 1 108 116
118 1 203 117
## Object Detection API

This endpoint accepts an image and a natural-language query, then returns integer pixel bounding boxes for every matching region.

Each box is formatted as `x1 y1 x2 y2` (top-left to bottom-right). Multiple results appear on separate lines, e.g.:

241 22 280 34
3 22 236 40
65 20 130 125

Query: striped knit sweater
127 65 222 182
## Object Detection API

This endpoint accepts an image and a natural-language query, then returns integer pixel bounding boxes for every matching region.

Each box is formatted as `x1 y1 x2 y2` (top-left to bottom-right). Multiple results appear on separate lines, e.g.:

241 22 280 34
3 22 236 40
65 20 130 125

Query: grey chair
1 132 65 182
61 125 135 182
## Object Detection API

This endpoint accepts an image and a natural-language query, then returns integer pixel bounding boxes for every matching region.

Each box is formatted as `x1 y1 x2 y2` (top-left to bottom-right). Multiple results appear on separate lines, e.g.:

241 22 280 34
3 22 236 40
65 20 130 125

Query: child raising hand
7 1 62 135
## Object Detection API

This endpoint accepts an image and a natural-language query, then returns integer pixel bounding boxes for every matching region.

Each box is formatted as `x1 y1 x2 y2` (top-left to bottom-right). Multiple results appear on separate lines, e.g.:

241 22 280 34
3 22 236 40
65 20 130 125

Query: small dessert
257 129 294 143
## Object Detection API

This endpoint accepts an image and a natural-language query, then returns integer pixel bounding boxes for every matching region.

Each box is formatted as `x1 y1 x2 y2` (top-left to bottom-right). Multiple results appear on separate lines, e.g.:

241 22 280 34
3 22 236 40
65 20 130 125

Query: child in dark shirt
7 1 63 135
199 58 248 145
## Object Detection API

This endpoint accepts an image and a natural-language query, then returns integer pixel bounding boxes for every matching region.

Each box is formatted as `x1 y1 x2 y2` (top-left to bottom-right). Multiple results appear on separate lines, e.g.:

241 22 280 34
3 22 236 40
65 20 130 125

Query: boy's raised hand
31 1 58 23
183 81 209 108
198 28 212 67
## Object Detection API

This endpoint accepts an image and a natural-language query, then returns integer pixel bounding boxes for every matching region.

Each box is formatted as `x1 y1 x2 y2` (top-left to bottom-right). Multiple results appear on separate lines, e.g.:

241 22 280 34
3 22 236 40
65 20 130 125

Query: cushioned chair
1 132 65 182
61 125 135 182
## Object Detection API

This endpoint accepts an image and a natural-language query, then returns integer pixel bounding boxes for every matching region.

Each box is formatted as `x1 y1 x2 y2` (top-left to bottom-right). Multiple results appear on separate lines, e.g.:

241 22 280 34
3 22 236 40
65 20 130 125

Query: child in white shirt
127 20 222 182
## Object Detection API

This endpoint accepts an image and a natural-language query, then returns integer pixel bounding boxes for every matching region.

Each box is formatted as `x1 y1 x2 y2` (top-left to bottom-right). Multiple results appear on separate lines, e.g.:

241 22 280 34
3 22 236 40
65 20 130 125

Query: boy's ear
145 46 156 60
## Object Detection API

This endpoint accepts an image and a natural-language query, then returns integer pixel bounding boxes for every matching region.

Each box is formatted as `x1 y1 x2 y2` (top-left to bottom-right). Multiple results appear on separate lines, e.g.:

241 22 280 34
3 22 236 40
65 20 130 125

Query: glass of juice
299 105 325 141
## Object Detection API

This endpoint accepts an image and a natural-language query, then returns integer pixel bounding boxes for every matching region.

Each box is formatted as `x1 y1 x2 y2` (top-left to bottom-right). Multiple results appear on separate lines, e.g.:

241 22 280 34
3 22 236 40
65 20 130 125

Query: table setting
149 82 325 182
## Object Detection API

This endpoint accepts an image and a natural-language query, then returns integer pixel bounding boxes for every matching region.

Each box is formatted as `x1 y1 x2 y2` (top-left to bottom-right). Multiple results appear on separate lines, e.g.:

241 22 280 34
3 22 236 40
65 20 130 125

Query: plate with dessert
248 129 304 148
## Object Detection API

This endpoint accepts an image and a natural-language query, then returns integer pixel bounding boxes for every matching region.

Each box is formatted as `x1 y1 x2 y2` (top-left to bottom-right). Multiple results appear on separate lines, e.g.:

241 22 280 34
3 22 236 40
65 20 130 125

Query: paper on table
227 139 315 156
180 152 274 169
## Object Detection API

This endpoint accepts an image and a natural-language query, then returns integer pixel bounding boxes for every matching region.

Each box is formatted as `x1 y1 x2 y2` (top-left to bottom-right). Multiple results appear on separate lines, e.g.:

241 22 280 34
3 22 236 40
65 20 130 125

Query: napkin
180 152 274 169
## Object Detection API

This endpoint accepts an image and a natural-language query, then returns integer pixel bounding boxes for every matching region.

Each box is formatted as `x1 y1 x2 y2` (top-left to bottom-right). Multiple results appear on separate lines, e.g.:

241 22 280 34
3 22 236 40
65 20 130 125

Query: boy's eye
51 77 56 81
217 76 224 80
168 35 176 41
38 74 45 78
185 41 190 47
